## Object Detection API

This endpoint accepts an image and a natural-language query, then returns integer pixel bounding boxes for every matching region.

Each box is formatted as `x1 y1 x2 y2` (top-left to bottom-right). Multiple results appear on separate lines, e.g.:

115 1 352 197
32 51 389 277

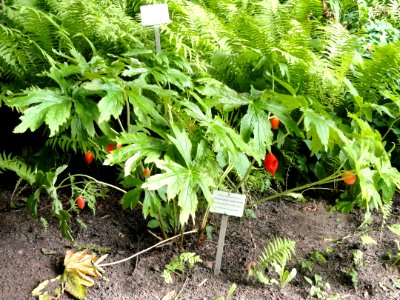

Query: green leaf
147 219 159 229
178 176 198 225
240 101 273 155
59 210 74 241
209 117 256 162
360 234 377 246
230 152 250 177
121 188 142 210
27 189 41 218
142 190 161 219
74 97 99 137
388 224 400 236
105 134 166 166
98 84 125 122
126 90 167 126
12 89 72 136
196 78 248 111
303 109 335 154
164 68 193 90
168 124 192 167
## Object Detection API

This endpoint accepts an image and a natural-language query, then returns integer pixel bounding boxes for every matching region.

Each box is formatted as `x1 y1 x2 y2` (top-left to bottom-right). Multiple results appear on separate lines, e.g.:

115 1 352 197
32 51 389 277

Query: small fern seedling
162 252 202 283
248 236 296 288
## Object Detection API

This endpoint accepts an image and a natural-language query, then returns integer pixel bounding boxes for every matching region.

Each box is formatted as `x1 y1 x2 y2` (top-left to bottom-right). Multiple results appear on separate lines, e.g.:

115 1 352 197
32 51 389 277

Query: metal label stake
214 214 229 275
210 191 246 276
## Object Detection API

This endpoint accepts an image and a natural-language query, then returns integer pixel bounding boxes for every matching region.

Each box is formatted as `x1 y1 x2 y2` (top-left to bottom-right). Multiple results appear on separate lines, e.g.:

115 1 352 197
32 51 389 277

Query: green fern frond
46 135 81 154
258 236 296 271
162 252 202 283
0 24 33 80
382 200 392 223
0 152 35 185
56 0 146 53
354 42 400 102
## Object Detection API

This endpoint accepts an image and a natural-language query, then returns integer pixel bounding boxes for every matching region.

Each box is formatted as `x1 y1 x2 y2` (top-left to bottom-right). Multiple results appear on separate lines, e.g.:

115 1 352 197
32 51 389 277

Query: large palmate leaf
104 133 167 176
142 156 215 225
32 250 108 300
11 88 72 136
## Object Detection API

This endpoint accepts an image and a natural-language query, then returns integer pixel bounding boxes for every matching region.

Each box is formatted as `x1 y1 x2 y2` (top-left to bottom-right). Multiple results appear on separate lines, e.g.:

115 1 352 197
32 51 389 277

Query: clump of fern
162 252 202 283
248 236 297 288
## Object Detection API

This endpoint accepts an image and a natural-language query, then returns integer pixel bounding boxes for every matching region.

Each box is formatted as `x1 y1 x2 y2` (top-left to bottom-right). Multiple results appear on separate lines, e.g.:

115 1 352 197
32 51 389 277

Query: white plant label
210 190 246 217
140 4 171 26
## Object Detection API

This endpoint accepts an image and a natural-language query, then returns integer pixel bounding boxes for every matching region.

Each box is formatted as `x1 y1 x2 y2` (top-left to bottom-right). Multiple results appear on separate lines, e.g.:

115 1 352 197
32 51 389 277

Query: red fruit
144 167 151 177
85 150 94 165
76 196 85 209
342 171 356 185
264 153 278 176
270 116 280 130
107 144 114 154
116 143 123 149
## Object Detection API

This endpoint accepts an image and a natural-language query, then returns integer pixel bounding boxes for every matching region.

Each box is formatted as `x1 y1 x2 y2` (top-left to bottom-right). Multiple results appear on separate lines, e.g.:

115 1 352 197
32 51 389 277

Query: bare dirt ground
1 188 400 300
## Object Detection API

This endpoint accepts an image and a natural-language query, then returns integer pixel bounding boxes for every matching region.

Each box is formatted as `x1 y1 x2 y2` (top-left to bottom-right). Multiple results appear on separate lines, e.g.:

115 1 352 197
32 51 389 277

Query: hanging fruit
264 153 278 176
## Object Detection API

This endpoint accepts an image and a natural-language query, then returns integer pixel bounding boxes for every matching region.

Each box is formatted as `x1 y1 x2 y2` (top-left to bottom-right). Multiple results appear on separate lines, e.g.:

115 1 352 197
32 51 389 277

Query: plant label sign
140 4 171 26
210 191 246 276
210 190 246 217
140 4 171 52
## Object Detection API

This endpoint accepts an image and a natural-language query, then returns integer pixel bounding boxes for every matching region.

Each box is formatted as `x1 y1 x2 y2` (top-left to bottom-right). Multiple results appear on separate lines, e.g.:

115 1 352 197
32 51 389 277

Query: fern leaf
258 237 296 270
162 252 202 283
0 152 35 185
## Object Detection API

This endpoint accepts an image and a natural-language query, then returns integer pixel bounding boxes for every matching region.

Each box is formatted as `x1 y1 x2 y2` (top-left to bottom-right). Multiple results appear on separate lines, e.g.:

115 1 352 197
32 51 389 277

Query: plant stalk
247 173 344 208
98 229 198 267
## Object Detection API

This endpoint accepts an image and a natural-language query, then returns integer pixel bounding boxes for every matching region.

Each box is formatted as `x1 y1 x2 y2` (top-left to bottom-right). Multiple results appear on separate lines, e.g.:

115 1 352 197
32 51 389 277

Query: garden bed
1 189 400 299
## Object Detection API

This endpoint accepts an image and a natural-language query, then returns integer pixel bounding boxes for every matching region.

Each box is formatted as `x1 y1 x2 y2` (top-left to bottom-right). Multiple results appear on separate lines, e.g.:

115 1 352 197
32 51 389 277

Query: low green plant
248 237 296 288
214 283 237 300
309 251 328 264
162 252 202 284
304 274 331 299
385 224 400 266
352 249 364 268
348 268 359 290
360 234 377 246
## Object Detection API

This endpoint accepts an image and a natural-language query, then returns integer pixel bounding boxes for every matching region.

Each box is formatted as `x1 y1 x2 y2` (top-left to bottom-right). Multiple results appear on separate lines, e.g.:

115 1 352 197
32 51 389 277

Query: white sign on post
140 4 171 26
210 191 246 217
210 191 246 276
140 4 171 52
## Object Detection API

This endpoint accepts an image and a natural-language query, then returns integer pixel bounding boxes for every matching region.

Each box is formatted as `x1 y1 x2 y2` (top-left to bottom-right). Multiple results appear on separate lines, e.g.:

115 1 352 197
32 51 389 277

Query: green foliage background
0 0 399 240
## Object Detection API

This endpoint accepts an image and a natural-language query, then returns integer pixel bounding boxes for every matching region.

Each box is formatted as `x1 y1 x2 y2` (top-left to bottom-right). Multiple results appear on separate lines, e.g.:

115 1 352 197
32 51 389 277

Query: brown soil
1 188 400 300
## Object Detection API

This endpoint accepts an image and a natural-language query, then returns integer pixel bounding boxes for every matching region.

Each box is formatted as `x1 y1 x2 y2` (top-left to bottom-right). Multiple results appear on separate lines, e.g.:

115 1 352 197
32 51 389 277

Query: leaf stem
57 174 127 194
247 173 343 207
97 229 198 267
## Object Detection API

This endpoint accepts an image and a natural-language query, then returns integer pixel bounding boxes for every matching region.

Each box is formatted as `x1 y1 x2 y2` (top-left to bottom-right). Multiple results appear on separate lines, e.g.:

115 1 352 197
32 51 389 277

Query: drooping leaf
74 97 100 137
121 188 142 210
98 83 125 122
303 109 335 154
12 88 72 136
59 210 73 241
240 100 273 155
168 124 192 167
126 90 167 126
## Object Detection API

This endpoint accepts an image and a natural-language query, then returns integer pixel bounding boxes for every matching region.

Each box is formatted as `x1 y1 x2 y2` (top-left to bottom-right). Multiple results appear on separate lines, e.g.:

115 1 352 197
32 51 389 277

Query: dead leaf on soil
41 248 58 255
32 250 108 300
161 290 177 300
